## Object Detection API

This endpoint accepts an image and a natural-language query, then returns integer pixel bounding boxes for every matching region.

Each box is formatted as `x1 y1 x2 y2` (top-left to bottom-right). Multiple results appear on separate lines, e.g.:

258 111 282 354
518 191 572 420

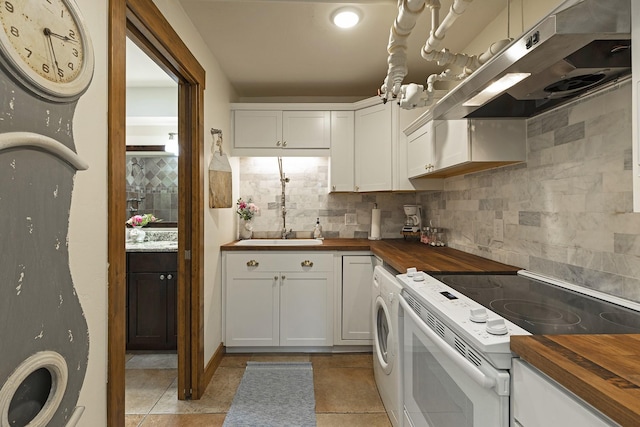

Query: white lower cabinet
224 252 333 347
512 359 617 427
340 255 375 342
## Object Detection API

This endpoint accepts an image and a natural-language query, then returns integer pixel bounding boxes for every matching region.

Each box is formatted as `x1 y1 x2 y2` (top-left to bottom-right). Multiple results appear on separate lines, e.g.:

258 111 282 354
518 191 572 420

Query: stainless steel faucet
278 157 291 238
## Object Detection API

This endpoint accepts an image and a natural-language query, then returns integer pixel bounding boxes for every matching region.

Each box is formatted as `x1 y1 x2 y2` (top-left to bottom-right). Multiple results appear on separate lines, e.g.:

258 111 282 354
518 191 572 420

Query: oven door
399 294 509 427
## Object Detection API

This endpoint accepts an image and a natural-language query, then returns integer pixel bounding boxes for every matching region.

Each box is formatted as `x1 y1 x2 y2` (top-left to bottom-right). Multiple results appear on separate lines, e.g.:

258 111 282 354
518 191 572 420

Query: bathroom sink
234 239 323 246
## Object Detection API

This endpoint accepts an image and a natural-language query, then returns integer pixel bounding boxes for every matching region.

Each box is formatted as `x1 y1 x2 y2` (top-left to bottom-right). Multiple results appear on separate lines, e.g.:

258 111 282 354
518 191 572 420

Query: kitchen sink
234 239 323 246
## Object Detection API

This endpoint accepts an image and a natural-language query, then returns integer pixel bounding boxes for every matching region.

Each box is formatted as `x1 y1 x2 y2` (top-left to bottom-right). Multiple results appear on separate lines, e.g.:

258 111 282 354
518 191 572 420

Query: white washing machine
372 265 402 427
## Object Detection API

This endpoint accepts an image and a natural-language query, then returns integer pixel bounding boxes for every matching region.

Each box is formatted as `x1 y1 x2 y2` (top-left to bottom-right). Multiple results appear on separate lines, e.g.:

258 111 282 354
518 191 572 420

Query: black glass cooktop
432 274 640 335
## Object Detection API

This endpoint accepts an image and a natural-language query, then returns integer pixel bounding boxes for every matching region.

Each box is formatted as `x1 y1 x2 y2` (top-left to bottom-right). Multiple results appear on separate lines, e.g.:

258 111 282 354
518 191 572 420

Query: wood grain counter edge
220 239 520 274
511 334 640 427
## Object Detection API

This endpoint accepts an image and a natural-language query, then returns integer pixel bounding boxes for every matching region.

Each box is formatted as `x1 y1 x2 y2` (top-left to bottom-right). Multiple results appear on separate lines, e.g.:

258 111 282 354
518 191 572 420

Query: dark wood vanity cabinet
126 252 177 350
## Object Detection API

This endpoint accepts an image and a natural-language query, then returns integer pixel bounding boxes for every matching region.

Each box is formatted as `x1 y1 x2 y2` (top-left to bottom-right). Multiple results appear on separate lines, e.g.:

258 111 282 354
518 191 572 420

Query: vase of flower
239 219 253 240
126 213 160 243
236 198 259 240
130 226 146 243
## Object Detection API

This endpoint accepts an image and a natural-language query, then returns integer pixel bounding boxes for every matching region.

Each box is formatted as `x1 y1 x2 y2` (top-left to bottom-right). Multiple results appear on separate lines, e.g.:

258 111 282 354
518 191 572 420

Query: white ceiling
178 0 510 99
127 0 511 97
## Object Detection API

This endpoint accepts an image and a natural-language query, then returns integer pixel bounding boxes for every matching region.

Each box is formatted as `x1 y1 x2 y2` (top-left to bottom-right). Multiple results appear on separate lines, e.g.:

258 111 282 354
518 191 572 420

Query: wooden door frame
108 0 206 425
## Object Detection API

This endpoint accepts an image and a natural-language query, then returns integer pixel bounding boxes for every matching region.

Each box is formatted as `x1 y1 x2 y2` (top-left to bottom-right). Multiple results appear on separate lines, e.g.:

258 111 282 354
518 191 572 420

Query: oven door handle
399 294 497 390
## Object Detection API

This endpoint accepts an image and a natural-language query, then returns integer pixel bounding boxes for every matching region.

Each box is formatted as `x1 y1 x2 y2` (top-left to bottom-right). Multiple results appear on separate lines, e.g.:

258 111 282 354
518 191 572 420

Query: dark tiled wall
125 155 178 222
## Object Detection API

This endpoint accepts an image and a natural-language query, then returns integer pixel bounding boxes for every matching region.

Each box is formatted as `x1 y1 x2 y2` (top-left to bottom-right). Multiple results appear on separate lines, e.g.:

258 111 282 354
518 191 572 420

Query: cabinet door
166 272 178 348
355 103 392 192
329 110 355 192
234 110 283 148
280 272 333 346
127 272 171 350
282 111 330 149
434 119 469 171
513 359 614 427
342 256 374 341
407 120 435 178
226 273 279 346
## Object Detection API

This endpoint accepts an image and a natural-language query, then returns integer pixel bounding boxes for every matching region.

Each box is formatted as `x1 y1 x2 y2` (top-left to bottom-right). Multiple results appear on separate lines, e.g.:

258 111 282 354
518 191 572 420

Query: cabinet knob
246 259 259 267
276 141 281 147
301 260 314 267
274 276 279 281
167 274 173 280
281 275 286 280
160 274 165 280
355 185 359 192
332 185 336 191
282 140 287 147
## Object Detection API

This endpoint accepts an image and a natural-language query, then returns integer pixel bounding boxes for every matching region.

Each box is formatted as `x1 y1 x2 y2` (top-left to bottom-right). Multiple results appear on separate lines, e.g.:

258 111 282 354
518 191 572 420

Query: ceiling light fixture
332 7 361 29
463 73 531 107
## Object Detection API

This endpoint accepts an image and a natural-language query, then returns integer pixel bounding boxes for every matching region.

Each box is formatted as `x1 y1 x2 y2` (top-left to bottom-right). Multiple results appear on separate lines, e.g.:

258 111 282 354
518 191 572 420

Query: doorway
108 0 206 425
124 36 179 411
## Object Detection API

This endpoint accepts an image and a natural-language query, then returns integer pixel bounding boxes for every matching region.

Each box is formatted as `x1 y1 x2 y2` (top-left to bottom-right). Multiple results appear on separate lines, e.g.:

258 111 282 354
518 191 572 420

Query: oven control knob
469 308 488 323
486 318 508 335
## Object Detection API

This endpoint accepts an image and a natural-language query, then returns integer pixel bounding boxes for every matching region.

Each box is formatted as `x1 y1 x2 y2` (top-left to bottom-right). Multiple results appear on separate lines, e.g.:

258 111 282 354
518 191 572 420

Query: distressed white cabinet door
225 273 279 346
233 110 283 148
355 102 392 192
282 110 331 149
329 110 355 192
341 255 374 341
279 271 333 346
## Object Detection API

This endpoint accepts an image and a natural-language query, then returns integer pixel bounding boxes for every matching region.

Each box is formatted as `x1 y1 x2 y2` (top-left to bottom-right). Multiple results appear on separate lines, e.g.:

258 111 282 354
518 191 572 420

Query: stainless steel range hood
433 0 631 120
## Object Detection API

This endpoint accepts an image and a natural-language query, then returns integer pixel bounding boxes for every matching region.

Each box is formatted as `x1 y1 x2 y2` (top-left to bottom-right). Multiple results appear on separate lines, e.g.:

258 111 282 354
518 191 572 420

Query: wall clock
0 0 94 102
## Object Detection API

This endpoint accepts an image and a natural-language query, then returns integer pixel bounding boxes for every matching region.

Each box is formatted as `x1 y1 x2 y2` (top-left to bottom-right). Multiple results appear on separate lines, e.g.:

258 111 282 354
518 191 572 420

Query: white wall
68 0 108 424
152 0 237 364
462 0 561 57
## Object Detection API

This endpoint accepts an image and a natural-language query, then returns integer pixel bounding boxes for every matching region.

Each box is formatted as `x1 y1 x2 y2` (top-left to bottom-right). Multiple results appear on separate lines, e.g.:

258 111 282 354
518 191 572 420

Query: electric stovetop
432 273 640 335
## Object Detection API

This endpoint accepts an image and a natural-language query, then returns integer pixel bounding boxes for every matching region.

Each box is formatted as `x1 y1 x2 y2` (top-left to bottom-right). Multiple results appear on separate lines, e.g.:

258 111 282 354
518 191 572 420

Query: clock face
0 0 94 101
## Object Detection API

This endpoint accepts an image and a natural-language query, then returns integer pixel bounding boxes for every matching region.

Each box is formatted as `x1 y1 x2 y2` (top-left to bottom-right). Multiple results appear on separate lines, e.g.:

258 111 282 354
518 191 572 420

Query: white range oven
396 270 640 427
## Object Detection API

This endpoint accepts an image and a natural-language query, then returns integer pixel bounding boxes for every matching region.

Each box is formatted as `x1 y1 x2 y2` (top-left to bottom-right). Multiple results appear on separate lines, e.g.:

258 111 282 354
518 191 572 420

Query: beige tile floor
125 352 391 427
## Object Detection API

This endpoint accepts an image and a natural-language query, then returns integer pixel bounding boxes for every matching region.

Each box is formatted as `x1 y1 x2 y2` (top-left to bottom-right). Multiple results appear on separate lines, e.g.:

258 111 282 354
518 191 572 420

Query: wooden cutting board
208 151 232 208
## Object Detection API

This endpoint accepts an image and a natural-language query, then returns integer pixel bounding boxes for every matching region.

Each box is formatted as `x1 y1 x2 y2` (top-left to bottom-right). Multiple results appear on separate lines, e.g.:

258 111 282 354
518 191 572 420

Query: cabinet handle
301 260 314 267
167 274 173 280
282 140 287 147
160 274 165 280
281 275 286 280
332 185 336 191
274 276 279 281
276 141 281 147
246 259 259 267
355 185 359 192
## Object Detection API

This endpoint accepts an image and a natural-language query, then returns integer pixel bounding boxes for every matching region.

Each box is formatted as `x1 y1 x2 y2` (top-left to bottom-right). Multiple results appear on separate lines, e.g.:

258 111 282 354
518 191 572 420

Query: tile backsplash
125 155 178 222
238 157 417 239
419 81 640 303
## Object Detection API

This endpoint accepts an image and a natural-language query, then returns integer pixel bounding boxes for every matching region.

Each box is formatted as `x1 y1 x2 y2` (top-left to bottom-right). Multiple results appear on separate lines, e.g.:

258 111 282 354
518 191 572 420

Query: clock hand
43 28 61 80
47 30 79 44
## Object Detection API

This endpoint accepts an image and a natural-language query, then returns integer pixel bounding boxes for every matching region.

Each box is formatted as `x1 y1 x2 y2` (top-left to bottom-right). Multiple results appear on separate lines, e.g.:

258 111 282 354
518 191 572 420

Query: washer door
374 296 394 374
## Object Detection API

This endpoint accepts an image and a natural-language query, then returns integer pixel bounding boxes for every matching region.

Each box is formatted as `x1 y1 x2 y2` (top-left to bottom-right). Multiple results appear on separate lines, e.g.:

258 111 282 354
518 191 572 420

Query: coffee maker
402 205 422 233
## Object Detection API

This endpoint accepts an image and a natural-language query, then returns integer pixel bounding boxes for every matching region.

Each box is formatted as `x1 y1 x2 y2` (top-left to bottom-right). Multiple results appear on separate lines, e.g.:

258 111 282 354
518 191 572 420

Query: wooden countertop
511 334 640 427
221 238 520 274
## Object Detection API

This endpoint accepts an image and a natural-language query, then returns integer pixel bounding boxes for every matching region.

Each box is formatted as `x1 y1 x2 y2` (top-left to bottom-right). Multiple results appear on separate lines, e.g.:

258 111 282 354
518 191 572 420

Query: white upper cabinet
407 120 435 178
405 117 526 178
355 102 393 192
231 106 331 156
233 110 282 149
282 111 331 149
329 110 355 192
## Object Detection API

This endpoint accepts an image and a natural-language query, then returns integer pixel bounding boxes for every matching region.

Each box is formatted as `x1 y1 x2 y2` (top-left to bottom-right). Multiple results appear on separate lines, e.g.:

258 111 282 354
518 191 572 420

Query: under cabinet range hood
433 0 631 120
